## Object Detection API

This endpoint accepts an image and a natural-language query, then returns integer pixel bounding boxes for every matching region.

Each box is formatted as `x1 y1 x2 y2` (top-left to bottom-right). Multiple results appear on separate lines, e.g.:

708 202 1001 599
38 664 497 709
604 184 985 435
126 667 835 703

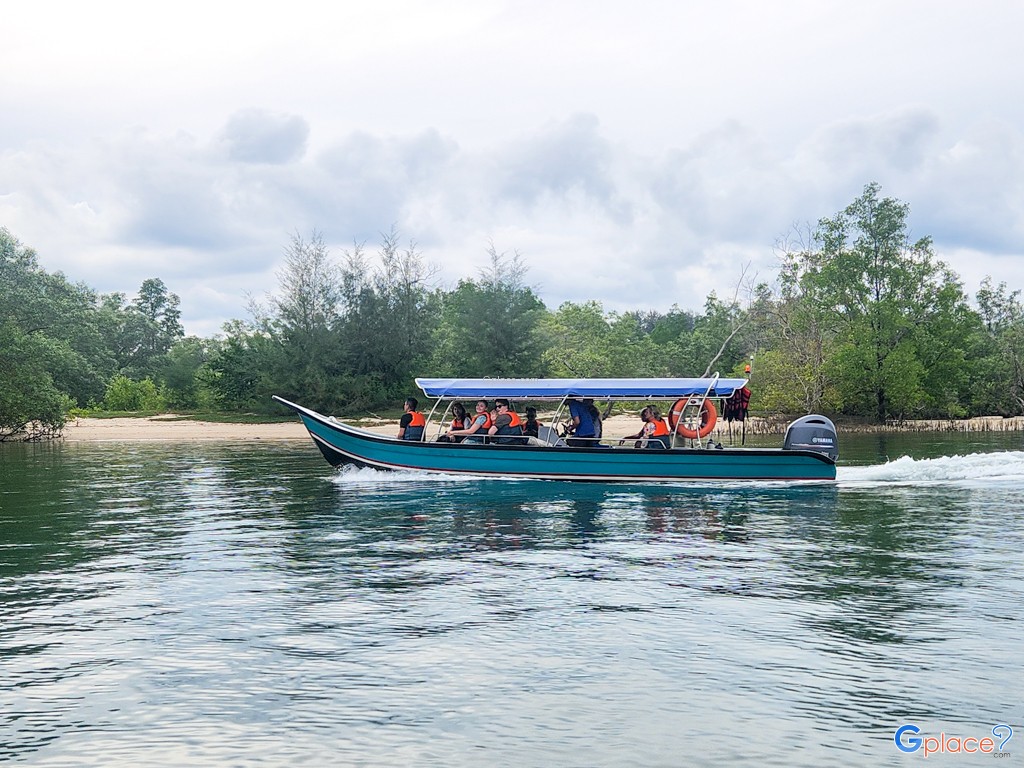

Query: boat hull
275 397 837 483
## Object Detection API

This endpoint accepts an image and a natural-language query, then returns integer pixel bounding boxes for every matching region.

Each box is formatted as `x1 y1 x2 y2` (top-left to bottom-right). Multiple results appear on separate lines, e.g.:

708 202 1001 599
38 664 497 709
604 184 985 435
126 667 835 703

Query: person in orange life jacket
447 400 492 443
437 402 470 442
620 406 671 449
523 407 542 438
488 399 528 444
397 397 426 441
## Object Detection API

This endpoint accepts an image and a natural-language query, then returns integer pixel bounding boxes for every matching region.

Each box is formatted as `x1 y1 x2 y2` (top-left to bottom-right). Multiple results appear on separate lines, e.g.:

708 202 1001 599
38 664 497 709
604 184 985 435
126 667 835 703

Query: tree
540 301 612 376
755 225 844 414
0 324 73 440
671 294 752 379
134 277 184 350
214 229 441 414
433 246 547 377
207 321 279 411
162 336 216 409
0 228 106 435
261 230 349 411
772 184 974 422
98 278 185 380
973 277 1024 414
341 229 438 395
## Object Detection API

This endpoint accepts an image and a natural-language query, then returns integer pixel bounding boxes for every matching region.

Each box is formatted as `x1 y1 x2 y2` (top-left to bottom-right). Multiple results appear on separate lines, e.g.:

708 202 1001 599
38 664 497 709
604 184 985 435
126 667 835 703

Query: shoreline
49 412 1024 442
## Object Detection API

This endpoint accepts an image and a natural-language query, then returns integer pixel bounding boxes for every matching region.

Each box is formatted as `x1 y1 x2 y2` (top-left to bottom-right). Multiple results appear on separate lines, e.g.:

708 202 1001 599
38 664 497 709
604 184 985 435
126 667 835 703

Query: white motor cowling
783 415 839 461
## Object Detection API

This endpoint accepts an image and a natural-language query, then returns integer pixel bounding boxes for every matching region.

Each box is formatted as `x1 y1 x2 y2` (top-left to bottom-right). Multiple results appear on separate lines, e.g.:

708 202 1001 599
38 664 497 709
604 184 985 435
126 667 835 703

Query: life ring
668 397 718 439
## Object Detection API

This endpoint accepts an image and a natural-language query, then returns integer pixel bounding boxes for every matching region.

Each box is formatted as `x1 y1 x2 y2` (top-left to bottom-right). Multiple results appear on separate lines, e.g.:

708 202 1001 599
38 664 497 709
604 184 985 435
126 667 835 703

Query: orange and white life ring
668 397 718 439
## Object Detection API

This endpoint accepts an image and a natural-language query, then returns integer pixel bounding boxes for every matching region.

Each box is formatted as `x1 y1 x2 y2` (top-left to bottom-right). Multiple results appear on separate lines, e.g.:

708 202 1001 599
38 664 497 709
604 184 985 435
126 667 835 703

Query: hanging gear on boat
723 386 751 423
724 363 753 445
668 397 718 439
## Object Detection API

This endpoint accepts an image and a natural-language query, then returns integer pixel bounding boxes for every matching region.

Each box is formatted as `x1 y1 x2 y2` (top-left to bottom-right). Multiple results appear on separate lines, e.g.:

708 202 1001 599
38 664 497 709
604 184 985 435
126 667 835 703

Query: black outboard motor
783 415 839 461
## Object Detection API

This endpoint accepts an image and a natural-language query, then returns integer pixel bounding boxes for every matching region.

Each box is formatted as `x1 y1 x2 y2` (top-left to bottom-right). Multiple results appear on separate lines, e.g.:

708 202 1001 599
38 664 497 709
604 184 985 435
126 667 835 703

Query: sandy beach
58 410 1024 442
61 413 646 442
62 415 313 442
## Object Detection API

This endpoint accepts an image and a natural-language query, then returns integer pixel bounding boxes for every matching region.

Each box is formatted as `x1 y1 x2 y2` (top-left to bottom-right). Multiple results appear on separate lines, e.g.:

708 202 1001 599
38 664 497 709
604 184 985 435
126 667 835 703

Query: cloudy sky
3 1 1023 336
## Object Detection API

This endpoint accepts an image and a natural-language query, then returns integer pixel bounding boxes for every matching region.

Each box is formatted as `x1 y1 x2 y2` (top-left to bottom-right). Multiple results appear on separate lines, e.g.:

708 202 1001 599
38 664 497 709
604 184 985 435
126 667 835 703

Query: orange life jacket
650 417 670 437
494 408 526 444
402 410 426 441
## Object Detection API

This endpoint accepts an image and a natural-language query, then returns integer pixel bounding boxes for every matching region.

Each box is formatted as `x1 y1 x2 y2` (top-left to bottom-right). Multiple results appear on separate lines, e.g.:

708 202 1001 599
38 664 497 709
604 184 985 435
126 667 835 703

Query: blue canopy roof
415 377 748 400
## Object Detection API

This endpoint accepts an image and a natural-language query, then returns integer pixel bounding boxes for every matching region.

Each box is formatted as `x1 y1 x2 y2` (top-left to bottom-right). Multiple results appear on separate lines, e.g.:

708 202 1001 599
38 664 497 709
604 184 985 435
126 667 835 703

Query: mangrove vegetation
4 183 1024 439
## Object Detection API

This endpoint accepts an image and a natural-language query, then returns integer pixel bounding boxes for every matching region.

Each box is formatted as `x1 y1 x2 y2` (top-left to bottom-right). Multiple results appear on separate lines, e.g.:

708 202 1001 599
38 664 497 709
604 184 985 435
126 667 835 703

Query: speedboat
273 376 838 482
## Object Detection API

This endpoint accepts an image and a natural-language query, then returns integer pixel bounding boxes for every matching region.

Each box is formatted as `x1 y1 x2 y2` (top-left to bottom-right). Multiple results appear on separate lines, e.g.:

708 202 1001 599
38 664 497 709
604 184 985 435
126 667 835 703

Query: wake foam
839 450 1024 488
328 452 1024 490
329 465 480 486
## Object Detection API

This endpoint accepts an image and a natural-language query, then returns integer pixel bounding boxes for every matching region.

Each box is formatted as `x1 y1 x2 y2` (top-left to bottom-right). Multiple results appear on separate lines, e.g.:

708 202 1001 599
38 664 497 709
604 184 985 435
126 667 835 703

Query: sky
3 0 1023 337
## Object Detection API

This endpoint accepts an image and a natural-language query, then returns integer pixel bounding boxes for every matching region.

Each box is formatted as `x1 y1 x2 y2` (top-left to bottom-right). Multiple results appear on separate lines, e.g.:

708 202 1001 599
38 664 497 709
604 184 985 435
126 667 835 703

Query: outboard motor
783 415 839 461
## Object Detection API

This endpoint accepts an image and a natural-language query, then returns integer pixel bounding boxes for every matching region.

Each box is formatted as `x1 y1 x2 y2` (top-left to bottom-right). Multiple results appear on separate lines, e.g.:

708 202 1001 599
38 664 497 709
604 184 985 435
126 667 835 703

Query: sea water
1 435 1021 766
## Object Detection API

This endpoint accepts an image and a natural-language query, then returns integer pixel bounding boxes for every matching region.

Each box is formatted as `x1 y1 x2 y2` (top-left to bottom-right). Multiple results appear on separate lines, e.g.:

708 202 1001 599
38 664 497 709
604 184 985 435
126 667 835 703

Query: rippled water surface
1 435 1022 766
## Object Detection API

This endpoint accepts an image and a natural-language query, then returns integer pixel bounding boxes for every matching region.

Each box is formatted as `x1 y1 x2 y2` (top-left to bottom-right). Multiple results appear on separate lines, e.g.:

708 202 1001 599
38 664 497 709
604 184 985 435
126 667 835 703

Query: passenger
620 406 671 449
446 399 492 443
523 406 542 439
488 399 528 445
646 406 671 448
397 397 426 441
566 398 597 447
584 398 603 440
438 402 469 442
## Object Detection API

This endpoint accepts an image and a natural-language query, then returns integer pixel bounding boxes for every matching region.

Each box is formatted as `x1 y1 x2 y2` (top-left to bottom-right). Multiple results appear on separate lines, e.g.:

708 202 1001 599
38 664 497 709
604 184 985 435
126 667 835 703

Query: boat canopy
415 377 748 400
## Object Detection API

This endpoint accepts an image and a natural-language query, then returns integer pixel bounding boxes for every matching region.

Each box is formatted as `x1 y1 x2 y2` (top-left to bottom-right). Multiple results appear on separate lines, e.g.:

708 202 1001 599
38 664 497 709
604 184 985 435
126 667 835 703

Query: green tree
214 229 440 414
0 324 74 440
540 302 668 379
662 294 751 380
102 375 165 411
540 300 612 376
772 183 974 422
755 228 844 414
207 321 279 411
162 336 216 409
98 279 185 380
264 230 347 410
0 228 107 435
432 246 547 378
605 311 667 376
341 229 438 399
973 277 1024 414
821 184 970 420
649 306 697 347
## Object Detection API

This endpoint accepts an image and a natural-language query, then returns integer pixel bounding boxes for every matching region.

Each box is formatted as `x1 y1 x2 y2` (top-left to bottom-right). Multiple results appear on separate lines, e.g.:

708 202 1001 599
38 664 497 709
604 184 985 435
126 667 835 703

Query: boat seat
536 425 567 447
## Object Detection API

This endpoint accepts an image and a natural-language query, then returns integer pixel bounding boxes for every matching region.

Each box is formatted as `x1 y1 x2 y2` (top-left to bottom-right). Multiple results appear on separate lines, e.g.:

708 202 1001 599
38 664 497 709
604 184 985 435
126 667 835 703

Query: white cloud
3 1 1024 336
219 110 310 165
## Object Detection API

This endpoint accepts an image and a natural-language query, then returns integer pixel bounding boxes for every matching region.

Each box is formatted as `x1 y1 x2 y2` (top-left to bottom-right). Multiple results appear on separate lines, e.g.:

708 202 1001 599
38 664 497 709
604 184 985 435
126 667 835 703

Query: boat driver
566 398 597 447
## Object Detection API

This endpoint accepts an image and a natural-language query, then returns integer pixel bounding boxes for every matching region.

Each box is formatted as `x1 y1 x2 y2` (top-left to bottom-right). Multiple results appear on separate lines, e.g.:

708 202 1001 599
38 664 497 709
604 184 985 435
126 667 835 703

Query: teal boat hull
275 397 837 483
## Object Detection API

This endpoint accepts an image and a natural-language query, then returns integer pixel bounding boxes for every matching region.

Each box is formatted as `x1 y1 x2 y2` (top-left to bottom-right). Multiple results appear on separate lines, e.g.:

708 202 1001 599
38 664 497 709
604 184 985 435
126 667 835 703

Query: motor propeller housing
783 415 839 461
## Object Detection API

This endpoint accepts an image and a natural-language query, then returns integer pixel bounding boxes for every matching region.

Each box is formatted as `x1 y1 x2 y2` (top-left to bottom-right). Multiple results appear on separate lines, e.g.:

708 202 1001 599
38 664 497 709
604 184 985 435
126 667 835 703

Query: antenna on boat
743 359 752 445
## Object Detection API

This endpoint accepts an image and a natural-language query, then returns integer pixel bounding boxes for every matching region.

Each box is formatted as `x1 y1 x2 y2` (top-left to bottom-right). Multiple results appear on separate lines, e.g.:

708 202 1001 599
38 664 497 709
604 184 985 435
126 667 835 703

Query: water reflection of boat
275 377 838 482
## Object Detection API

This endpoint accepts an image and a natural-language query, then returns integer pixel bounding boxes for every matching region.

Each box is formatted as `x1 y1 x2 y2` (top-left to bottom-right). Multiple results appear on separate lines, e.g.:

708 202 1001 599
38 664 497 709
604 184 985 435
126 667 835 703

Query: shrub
103 375 167 412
